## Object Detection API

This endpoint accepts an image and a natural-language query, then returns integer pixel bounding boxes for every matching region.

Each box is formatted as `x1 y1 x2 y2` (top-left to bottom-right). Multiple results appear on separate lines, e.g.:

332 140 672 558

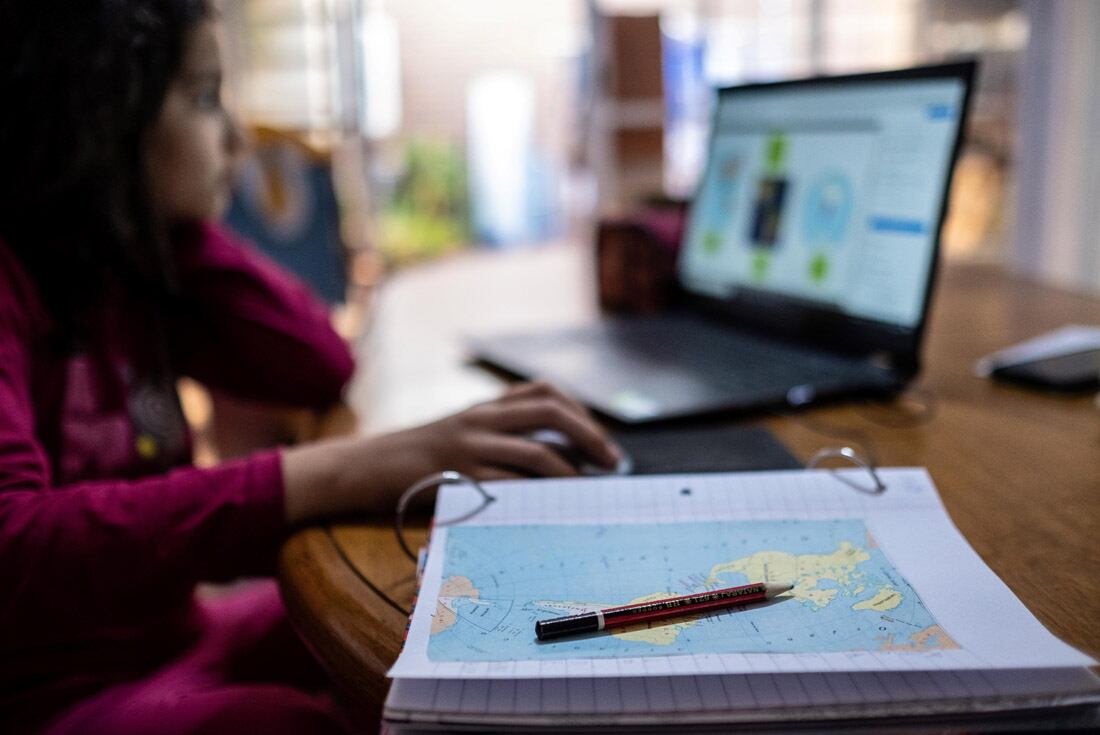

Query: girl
0 2 622 733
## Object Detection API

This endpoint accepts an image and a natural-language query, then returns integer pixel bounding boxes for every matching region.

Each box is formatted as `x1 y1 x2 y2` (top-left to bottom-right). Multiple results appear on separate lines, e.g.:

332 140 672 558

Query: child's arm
168 222 355 408
0 305 286 635
281 381 624 522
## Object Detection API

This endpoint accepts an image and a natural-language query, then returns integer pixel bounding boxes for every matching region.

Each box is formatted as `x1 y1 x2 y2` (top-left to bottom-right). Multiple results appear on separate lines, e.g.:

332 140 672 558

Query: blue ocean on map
427 519 957 662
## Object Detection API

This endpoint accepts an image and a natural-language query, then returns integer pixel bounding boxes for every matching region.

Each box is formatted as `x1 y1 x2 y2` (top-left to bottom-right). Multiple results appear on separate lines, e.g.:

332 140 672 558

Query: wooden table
277 243 1100 722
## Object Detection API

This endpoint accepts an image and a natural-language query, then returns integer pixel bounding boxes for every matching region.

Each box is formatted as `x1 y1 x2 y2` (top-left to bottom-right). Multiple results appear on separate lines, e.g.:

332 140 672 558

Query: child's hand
281 382 623 523
374 381 622 482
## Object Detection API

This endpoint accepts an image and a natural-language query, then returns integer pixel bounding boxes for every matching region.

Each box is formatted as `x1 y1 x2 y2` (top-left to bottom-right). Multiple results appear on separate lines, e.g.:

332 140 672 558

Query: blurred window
223 0 353 145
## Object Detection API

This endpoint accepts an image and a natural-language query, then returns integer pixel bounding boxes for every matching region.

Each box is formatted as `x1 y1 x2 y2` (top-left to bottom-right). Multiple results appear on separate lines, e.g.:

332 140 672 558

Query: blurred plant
379 138 469 265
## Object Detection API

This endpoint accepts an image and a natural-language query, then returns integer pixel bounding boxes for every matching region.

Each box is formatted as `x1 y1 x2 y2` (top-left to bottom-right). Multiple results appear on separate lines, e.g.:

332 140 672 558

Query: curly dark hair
0 0 210 343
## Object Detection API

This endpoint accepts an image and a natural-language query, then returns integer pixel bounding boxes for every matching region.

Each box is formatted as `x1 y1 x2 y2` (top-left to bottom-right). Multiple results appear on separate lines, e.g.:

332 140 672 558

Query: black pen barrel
536 613 600 641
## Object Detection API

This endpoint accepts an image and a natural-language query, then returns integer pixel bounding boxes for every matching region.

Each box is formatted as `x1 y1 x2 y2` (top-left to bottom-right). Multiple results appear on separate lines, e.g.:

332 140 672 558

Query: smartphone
991 348 1100 392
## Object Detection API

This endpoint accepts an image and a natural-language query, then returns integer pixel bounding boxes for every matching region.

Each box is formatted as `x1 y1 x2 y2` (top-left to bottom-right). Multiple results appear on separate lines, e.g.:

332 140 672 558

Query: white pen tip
764 582 795 598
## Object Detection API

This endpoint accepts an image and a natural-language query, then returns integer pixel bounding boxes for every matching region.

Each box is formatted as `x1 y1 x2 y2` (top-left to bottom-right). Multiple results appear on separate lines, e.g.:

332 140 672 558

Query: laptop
471 62 976 424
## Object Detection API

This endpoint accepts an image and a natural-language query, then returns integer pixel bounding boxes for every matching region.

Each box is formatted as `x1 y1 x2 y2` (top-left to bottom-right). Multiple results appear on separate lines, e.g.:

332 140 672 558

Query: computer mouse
526 428 633 476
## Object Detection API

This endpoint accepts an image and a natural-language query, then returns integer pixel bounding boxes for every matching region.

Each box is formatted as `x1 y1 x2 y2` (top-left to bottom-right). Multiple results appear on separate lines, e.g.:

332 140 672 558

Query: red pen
535 581 794 641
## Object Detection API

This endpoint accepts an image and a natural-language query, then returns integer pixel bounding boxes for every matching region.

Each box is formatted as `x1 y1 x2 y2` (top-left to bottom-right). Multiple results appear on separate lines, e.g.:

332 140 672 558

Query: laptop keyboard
590 317 890 397
473 315 901 421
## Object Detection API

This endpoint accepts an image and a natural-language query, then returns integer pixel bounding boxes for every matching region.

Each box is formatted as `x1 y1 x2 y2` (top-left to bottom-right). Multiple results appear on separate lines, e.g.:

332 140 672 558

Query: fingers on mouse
526 429 633 476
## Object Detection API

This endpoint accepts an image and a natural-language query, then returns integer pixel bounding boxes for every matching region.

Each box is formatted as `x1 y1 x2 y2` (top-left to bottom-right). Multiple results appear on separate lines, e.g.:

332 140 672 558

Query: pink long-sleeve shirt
0 223 355 726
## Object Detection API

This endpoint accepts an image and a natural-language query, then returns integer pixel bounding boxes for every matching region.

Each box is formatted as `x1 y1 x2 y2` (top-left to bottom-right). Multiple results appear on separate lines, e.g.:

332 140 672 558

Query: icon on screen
748 178 788 248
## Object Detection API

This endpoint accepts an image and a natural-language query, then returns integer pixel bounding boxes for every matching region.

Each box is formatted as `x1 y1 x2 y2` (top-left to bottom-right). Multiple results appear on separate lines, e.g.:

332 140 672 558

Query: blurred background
213 0 1099 316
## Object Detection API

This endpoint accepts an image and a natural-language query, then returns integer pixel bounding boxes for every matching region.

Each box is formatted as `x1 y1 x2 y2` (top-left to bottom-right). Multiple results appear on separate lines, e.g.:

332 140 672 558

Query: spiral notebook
383 468 1100 732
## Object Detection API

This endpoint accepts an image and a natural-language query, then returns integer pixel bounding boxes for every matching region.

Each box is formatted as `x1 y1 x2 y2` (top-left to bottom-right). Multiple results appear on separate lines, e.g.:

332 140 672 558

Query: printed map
427 519 957 662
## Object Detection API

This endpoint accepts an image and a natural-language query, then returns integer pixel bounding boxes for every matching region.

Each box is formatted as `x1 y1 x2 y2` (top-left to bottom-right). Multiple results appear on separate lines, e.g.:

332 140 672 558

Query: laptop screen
679 68 969 332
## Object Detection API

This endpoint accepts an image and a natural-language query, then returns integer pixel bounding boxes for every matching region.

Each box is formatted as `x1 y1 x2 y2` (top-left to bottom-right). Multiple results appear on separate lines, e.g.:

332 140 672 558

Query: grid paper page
385 668 1100 724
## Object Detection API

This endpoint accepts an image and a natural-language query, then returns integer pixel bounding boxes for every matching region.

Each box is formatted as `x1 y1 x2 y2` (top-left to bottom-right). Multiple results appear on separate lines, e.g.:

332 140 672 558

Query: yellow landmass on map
705 541 870 610
533 600 604 617
610 592 706 645
878 624 960 652
852 585 902 612
432 575 479 634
